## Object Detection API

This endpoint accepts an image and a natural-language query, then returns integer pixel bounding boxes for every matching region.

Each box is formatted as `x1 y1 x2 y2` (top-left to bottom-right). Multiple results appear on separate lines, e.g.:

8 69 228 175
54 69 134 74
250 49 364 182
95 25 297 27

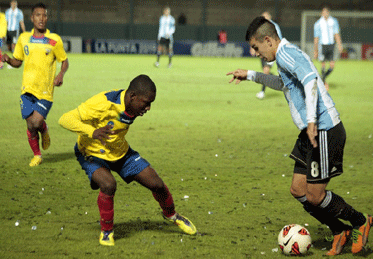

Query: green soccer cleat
163 213 197 235
99 230 114 246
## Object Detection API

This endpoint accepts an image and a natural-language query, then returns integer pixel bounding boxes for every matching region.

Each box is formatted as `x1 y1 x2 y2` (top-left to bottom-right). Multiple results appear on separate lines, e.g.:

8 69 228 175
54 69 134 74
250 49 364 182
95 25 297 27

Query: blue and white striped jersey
157 15 175 40
314 16 340 45
5 7 23 31
276 38 340 131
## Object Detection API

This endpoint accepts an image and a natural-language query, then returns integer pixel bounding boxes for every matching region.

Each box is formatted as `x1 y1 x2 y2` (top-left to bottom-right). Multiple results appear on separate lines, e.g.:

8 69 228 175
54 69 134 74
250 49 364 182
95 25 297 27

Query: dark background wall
1 0 373 42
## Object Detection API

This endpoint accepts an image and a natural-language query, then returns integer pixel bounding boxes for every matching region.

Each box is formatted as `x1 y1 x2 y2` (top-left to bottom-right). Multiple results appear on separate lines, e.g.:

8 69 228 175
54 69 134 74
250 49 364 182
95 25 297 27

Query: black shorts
261 58 274 69
6 30 19 45
321 44 335 62
290 122 346 183
158 37 173 49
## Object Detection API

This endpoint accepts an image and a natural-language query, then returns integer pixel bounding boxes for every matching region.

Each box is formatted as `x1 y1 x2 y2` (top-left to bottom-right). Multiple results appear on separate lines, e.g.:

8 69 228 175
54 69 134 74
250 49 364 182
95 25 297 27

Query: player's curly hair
32 2 47 13
246 16 279 42
128 75 156 96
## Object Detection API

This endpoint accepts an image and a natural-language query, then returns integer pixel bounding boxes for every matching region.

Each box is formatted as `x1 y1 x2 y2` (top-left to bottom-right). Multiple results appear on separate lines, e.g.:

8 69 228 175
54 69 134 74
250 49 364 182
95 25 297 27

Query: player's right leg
74 145 116 246
155 44 162 67
22 95 53 166
134 166 197 235
91 167 117 246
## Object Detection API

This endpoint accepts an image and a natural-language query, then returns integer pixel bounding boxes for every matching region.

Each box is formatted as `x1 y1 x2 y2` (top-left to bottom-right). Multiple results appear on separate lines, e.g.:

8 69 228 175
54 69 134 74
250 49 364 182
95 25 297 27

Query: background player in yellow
1 2 69 166
0 7 6 69
59 74 197 246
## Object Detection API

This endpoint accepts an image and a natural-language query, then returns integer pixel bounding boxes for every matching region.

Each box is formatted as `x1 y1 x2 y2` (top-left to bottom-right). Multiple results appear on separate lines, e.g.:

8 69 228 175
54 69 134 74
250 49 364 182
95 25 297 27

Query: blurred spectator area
1 0 373 41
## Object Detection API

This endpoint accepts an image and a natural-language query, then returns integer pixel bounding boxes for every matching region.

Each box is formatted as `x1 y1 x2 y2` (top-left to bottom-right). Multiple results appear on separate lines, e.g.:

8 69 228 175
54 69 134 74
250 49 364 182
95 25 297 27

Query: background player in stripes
227 16 371 256
5 0 25 55
1 3 69 166
154 6 175 68
313 6 343 90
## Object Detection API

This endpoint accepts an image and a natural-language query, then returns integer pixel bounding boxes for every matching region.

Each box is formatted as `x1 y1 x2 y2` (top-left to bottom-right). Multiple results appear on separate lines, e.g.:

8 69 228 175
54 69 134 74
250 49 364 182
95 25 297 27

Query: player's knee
305 192 323 206
150 180 166 194
100 179 117 196
290 185 304 198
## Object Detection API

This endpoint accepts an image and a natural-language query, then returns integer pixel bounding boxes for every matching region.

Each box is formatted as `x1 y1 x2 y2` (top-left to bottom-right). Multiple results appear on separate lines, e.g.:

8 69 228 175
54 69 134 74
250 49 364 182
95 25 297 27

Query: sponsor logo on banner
191 42 243 57
92 39 157 54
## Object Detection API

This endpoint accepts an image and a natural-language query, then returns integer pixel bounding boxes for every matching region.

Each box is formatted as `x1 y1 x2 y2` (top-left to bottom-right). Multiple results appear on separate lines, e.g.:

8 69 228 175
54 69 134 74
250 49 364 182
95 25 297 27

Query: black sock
324 68 333 79
296 195 350 235
168 55 172 64
319 191 366 228
261 84 266 92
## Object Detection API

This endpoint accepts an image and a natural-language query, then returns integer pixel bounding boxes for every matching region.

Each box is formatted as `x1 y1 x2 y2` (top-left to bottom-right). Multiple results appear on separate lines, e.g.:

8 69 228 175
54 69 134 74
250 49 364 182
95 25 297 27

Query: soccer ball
278 224 312 255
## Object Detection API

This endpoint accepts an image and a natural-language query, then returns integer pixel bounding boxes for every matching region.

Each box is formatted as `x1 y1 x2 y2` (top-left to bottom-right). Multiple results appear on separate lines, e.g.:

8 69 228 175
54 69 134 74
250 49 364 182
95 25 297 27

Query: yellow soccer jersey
13 29 67 102
59 90 134 161
0 13 6 38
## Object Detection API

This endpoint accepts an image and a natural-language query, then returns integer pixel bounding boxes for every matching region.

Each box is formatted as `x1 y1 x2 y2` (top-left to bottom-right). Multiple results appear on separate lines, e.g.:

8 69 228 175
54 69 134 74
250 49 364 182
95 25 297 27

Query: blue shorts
20 93 53 119
74 144 150 190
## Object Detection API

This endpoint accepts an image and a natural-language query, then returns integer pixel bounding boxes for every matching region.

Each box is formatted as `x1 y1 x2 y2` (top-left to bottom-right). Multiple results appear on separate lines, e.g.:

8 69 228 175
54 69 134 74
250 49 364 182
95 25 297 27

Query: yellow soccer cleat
29 155 42 167
163 213 197 235
99 230 115 246
351 214 372 254
41 128 50 150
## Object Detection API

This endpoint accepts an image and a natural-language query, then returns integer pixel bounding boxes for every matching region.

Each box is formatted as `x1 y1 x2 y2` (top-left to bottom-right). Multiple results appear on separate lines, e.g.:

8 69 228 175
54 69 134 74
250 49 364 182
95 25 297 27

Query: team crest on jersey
45 48 51 55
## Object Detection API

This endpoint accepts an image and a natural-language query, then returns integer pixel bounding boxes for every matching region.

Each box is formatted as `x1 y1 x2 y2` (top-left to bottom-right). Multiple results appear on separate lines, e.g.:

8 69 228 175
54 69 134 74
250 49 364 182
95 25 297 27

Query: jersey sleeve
314 21 320 38
12 34 24 61
77 94 110 122
278 46 317 86
54 35 68 62
333 18 340 35
18 10 24 21
59 108 96 138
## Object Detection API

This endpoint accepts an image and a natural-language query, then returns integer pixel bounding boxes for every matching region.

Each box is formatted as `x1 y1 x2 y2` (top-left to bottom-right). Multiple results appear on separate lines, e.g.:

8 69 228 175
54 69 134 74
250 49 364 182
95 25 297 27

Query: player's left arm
54 58 69 86
334 33 343 54
227 69 284 90
304 79 318 148
53 35 69 86
334 19 343 54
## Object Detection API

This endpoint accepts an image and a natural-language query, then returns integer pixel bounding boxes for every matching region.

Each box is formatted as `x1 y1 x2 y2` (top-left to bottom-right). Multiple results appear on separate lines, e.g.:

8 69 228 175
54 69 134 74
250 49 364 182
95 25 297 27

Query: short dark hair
32 2 47 13
128 74 156 96
246 16 279 42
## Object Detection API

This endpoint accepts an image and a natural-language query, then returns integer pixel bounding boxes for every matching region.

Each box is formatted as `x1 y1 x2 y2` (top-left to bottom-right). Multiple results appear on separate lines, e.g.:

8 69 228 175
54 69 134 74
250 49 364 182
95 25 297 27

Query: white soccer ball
278 224 312 255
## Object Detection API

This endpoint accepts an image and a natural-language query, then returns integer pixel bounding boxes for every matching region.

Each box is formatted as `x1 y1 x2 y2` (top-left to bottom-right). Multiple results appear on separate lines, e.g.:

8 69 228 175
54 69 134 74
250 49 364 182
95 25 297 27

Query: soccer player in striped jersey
59 75 197 246
2 2 69 167
314 6 343 90
227 16 371 256
154 6 175 68
5 0 25 54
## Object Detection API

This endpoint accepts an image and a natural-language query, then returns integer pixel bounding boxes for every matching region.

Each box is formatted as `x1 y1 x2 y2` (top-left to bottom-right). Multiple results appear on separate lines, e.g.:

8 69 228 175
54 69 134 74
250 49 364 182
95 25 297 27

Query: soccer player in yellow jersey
1 3 69 166
0 8 7 68
59 75 197 246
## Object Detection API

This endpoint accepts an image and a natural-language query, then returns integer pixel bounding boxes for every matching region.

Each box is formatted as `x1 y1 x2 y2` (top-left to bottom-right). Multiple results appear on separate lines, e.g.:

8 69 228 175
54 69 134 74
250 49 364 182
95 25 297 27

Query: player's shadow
114 219 181 240
42 152 75 163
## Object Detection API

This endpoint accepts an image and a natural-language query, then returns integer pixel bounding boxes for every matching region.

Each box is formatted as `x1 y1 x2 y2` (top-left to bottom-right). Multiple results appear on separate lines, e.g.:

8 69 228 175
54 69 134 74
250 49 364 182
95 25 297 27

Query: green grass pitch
0 54 372 258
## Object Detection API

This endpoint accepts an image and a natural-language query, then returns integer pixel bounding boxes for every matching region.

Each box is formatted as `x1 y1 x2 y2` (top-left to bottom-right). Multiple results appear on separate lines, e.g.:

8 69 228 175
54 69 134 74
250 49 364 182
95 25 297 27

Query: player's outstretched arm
1 53 22 68
226 69 252 84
